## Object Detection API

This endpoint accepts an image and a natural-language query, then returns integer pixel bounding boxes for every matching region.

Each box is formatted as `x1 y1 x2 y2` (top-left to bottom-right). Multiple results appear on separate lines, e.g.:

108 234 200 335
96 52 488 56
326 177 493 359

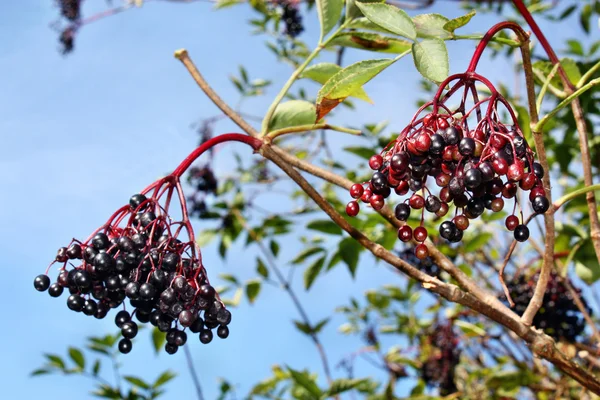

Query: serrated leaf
328 32 411 54
68 347 85 370
412 13 450 39
317 0 344 39
152 327 166 355
246 279 261 304
462 232 492 253
268 100 318 131
307 220 343 235
153 370 177 388
443 10 476 33
301 63 371 102
355 2 416 40
304 255 326 290
124 376 151 390
339 237 360 277
412 39 449 83
316 58 395 119
287 367 323 397
256 257 269 279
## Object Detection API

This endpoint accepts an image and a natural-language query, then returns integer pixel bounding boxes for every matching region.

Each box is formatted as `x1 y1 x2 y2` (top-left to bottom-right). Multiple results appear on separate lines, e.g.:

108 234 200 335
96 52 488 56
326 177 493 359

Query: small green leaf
312 318 330 334
197 229 218 247
269 240 280 257
301 63 371 102
412 38 449 83
256 257 269 279
246 279 261 304
462 232 492 253
324 378 370 396
443 10 476 33
294 320 313 335
153 370 177 388
455 320 486 337
287 367 323 397
317 0 344 40
124 376 151 390
68 347 85 370
316 58 396 120
328 32 412 54
355 2 416 40
268 100 319 131
412 13 450 39
92 360 101 376
339 237 361 277
152 327 166 355
45 354 66 370
574 239 600 284
292 247 326 264
304 255 326 290
30 369 50 376
307 220 343 235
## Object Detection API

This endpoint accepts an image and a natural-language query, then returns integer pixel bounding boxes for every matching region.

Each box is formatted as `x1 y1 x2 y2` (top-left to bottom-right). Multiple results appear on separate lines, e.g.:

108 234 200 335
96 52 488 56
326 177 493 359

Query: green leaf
197 229 218 247
287 367 323 398
307 220 343 235
152 327 166 355
412 39 449 83
269 240 280 257
68 347 85 370
412 13 450 39
268 100 318 131
317 0 344 40
301 63 371 102
312 318 330 334
92 360 101 376
292 247 326 264
256 257 269 279
304 255 326 290
323 378 370 397
246 279 261 304
574 239 600 284
455 320 486 337
153 371 177 388
462 232 492 253
347 17 394 34
355 2 416 40
294 320 313 335
443 10 476 33
124 376 151 390
30 369 50 376
316 58 395 119
339 237 360 277
45 354 66 370
328 32 412 54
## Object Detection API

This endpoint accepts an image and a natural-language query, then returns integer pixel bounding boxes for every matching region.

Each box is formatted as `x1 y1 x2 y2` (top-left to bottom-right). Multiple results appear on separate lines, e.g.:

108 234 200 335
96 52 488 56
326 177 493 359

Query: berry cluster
34 178 231 355
272 0 304 37
398 248 441 278
420 322 460 395
346 72 549 259
508 272 590 342
58 0 81 21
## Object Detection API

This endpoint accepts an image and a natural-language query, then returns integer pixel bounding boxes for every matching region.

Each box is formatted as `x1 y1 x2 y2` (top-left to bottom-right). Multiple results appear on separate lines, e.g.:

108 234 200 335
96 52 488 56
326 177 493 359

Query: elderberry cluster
420 322 460 395
398 248 441 278
272 0 304 37
347 73 549 260
58 0 81 21
34 192 231 355
508 272 590 342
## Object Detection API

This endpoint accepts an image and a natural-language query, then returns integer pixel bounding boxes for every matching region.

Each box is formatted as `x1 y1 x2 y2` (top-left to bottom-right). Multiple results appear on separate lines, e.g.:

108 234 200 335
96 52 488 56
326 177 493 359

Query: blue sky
0 1 587 399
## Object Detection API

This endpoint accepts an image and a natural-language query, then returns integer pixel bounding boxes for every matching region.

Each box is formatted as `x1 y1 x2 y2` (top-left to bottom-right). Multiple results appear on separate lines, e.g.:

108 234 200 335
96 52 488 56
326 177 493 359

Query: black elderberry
200 284 216 299
118 338 132 354
466 198 485 218
217 325 230 339
179 310 195 327
95 302 109 319
131 233 147 249
67 243 82 259
190 317 204 333
165 343 178 355
140 211 157 227
121 321 138 339
444 126 461 145
83 299 98 316
115 310 131 328
129 193 147 210
56 247 69 262
199 329 213 344
439 221 456 240
430 134 446 155
124 282 140 299
390 152 409 172
105 275 121 291
34 275 51 292
425 196 442 213
512 136 526 156
463 168 482 190
458 138 475 156
160 287 177 305
532 162 544 179
94 252 115 275
162 253 180 271
84 246 98 263
173 276 188 293
139 283 157 300
48 283 64 297
532 196 549 214
135 309 151 323
448 228 464 243
370 172 387 191
448 177 464 196
174 330 187 346
217 308 232 325
67 294 85 312
149 310 162 327
514 225 530 242
91 233 110 250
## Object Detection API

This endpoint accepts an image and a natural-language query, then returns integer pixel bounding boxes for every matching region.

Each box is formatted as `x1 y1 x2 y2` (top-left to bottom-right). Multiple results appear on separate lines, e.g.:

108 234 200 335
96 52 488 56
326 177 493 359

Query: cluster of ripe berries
399 248 441 278
58 0 80 21
272 0 304 38
34 192 231 355
420 322 460 395
346 108 549 259
508 272 590 342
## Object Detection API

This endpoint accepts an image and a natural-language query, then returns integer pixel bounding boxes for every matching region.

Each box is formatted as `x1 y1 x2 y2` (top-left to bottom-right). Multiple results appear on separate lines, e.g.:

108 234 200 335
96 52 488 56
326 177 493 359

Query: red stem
467 21 529 73
511 0 574 90
171 133 263 178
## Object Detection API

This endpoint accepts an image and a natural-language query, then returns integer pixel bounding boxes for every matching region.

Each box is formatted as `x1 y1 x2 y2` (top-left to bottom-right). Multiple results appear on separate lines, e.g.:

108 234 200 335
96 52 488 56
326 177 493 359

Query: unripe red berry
507 162 524 182
369 155 383 170
361 189 373 203
397 225 413 242
453 215 469 231
436 202 449 217
350 184 364 199
346 201 359 217
370 194 384 210
437 118 449 130
491 197 504 212
519 173 536 191
395 180 409 196
505 215 519 231
409 194 425 209
414 226 428 242
415 244 429 260
415 132 431 153
492 158 508 175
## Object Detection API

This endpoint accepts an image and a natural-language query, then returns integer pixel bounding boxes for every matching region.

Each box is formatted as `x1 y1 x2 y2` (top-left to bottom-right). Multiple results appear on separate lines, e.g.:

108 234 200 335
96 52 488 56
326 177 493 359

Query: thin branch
184 345 205 400
232 209 334 384
174 49 259 137
267 124 362 141
554 184 600 210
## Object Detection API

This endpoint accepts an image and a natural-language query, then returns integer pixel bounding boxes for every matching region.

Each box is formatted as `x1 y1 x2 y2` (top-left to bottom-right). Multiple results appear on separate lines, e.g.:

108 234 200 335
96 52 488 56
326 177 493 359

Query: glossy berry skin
165 343 178 355
139 283 157 300
121 321 139 339
369 155 383 170
370 194 384 211
91 232 110 250
118 338 132 354
505 215 519 231
444 126 461 145
425 196 441 213
514 225 530 242
48 283 64 298
458 138 475 156
34 275 51 292
217 325 230 339
397 225 413 242
415 133 431 152
532 196 550 214
414 227 428 242
394 203 411 221
409 194 425 209
115 310 131 328
199 329 213 344
67 295 85 312
129 193 147 210
464 168 482 190
532 162 544 179
439 221 457 241
346 201 359 217
415 244 429 260
454 215 469 231
349 184 364 199
390 152 409 172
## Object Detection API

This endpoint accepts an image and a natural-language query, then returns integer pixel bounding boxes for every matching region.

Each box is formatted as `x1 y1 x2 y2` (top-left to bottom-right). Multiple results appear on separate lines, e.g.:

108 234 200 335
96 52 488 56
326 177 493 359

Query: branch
554 184 600 210
267 124 362 141
184 345 205 400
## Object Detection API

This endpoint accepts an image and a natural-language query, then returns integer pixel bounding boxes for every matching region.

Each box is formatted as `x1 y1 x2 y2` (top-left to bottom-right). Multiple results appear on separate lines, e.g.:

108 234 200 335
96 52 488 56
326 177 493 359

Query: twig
267 124 362 141
231 209 334 384
184 345 205 400
554 184 600 210
174 49 259 137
